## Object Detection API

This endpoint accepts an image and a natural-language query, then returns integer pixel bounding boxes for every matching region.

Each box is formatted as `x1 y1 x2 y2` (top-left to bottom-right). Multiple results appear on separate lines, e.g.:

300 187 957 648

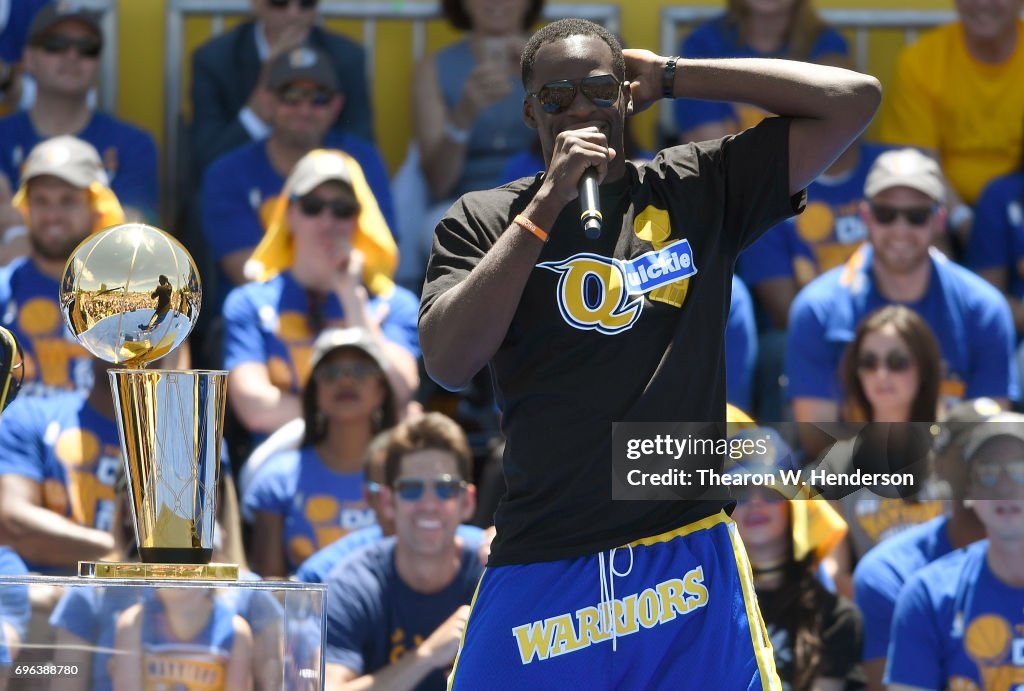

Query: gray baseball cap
864 148 945 202
21 135 108 189
266 45 338 92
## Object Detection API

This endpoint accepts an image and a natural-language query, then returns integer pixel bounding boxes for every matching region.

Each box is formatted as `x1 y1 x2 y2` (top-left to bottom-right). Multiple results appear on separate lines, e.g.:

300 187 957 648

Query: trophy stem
109 369 228 565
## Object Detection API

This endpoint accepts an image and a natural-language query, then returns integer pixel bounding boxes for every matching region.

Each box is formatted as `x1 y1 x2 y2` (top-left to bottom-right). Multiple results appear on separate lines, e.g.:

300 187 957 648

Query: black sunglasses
972 460 1024 487
394 475 466 502
529 74 622 114
857 350 913 374
870 204 937 227
37 34 102 58
277 85 334 107
296 194 359 220
268 0 318 8
314 361 378 383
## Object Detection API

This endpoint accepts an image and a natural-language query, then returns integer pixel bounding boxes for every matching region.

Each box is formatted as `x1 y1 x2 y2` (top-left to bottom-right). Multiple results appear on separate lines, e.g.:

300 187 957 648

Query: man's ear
329 92 345 120
523 97 538 130
379 486 396 523
460 484 477 523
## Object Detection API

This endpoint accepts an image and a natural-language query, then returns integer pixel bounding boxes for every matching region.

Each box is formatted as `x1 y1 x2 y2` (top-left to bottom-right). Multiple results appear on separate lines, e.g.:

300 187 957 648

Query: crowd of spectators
0 0 1021 689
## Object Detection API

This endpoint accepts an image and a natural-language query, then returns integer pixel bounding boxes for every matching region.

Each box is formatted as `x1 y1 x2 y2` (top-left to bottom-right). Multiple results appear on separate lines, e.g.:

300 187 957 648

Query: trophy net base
78 561 239 580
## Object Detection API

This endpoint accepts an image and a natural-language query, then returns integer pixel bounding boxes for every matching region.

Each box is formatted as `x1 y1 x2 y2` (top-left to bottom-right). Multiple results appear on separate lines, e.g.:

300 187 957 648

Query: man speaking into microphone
416 18 879 690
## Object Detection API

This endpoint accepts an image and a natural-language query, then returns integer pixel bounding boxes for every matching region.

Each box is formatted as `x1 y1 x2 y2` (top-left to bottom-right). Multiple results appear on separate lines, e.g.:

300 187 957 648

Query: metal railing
163 1 619 216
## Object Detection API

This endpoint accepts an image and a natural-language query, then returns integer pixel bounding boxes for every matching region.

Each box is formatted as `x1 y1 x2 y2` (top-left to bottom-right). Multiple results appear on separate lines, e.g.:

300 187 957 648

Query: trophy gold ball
59 223 200 368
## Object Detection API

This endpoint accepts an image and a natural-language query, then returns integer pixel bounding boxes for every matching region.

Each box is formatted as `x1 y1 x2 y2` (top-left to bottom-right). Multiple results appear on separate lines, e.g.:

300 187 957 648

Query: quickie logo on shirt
510 566 708 664
538 239 697 335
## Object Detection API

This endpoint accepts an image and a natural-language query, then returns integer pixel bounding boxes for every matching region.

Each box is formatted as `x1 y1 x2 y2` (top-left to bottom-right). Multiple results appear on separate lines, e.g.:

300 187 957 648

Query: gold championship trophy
60 223 237 580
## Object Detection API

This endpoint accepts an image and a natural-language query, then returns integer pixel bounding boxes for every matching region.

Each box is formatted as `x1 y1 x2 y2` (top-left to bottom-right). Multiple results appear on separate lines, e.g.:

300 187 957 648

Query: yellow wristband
513 214 548 243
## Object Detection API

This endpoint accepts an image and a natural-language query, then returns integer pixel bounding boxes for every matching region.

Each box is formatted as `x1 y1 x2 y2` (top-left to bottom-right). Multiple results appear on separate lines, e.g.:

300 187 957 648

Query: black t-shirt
756 587 863 689
421 117 803 566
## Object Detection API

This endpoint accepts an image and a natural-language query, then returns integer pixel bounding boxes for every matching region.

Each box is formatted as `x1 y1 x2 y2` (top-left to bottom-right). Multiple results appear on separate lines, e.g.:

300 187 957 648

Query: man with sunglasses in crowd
787 147 1017 429
190 0 373 178
419 17 879 690
0 2 158 244
885 412 1024 691
201 45 393 307
323 413 482 691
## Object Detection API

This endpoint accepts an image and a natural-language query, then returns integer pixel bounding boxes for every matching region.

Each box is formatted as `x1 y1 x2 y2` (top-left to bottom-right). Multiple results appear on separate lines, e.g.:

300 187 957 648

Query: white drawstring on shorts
597 544 634 652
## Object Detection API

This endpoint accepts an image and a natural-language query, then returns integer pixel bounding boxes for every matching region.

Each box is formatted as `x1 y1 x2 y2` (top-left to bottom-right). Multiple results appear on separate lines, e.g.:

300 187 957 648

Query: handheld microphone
579 169 602 240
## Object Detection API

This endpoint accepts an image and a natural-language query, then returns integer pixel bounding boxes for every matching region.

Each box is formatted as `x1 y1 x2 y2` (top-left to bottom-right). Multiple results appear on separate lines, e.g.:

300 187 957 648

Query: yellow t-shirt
879 21 1024 205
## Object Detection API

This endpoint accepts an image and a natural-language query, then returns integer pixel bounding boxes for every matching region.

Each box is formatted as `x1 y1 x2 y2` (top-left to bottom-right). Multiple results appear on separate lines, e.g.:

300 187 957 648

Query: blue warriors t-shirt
221 270 419 390
140 593 237 691
324 537 484 690
887 541 1024 689
0 258 93 397
243 446 374 573
296 523 486 584
0 111 158 220
738 143 890 289
674 14 848 136
0 393 120 571
853 515 956 661
967 171 1024 304
786 246 1019 407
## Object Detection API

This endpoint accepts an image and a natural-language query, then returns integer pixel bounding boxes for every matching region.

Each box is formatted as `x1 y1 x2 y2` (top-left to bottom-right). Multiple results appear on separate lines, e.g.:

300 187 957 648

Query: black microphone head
0 326 23 413
583 218 602 240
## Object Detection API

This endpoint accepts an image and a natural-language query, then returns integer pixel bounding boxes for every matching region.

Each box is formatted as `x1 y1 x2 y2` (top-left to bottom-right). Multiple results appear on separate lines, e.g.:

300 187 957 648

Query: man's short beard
29 232 89 263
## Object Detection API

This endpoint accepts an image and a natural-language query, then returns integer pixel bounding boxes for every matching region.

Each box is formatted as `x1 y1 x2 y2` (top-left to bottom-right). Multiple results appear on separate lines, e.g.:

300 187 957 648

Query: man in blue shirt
0 135 123 399
0 3 158 225
201 45 393 310
324 413 482 690
189 0 373 177
886 413 1024 690
787 148 1018 426
853 397 995 691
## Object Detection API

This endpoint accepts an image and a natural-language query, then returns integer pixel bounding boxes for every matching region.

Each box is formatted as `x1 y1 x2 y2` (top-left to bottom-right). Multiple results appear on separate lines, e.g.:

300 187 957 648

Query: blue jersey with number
243 446 374 574
0 393 120 571
887 541 1024 689
0 110 158 220
0 258 93 398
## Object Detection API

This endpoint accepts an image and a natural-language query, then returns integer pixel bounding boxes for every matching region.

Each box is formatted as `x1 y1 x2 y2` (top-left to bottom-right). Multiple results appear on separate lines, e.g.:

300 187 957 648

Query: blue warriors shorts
448 511 781 691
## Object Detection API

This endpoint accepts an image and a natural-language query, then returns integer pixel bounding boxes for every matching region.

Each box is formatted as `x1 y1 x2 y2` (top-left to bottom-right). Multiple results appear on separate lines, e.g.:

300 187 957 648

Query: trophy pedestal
78 561 239 580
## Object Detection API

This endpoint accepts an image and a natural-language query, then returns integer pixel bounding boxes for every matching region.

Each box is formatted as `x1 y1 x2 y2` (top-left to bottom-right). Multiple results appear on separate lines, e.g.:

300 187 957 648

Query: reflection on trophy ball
59 223 201 367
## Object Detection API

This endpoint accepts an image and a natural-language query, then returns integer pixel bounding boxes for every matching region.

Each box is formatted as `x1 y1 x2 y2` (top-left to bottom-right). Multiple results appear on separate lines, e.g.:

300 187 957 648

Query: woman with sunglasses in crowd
244 326 401 578
728 430 863 691
818 306 950 594
222 149 419 452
